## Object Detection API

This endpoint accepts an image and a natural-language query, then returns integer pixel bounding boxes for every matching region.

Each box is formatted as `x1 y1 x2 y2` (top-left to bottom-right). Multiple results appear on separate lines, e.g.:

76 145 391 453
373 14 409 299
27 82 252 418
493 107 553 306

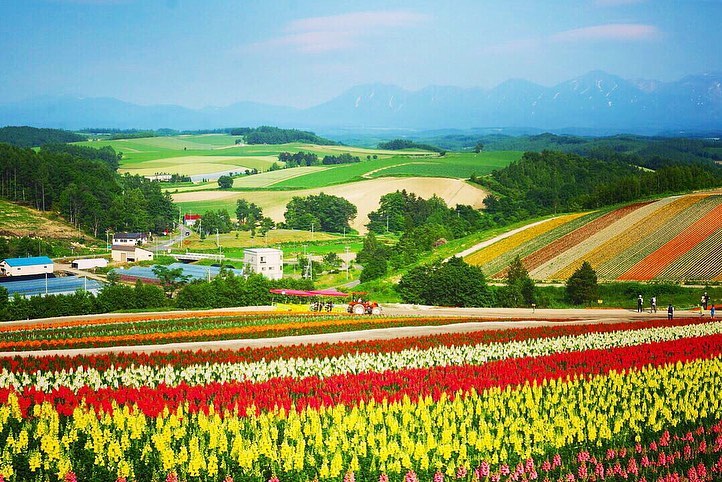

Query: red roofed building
184 213 201 226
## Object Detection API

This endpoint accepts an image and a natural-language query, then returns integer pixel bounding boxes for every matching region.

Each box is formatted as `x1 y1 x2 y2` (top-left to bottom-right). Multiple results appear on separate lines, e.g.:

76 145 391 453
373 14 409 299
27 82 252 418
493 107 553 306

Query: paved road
1 304 707 358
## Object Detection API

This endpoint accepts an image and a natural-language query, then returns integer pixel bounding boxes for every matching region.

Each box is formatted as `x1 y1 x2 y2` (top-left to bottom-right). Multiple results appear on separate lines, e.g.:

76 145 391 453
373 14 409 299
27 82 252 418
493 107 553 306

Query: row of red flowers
4 331 721 419
2 318 706 373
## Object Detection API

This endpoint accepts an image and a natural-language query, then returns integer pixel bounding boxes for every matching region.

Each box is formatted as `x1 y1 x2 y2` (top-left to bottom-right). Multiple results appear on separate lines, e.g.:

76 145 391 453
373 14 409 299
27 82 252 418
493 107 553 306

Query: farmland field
2 311 722 482
175 177 489 233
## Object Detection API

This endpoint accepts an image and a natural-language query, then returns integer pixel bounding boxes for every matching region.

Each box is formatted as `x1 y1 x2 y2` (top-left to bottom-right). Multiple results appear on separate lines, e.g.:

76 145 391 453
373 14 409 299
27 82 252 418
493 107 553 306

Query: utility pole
345 246 350 280
386 213 389 233
311 222 314 241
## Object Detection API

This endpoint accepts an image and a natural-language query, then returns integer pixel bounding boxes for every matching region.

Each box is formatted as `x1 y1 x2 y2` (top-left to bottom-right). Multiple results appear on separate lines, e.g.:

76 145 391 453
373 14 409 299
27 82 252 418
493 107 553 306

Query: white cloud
249 10 430 54
551 23 660 42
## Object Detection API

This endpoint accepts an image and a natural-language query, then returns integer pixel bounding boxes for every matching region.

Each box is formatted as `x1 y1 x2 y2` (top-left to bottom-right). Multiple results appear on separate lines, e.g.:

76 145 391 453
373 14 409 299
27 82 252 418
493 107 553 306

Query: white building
71 258 109 270
243 248 283 280
111 245 154 263
0 256 54 277
113 233 148 246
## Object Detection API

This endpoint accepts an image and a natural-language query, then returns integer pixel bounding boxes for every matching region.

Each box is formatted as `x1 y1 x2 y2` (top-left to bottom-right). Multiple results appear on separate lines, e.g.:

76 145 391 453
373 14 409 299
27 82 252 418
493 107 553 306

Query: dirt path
0 305 703 358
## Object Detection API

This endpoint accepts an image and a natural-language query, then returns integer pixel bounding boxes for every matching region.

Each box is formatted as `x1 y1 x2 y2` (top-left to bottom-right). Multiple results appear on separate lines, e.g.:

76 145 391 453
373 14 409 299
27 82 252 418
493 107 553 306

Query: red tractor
347 295 382 315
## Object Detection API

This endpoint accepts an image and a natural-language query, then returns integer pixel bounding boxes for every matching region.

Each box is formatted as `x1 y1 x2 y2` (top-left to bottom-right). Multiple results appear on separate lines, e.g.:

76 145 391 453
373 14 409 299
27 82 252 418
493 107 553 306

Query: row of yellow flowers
1 355 720 482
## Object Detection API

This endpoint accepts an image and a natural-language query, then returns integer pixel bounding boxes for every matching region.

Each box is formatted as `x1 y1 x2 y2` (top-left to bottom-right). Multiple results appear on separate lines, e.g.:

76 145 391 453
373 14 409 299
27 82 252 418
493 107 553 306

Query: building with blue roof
0 256 54 277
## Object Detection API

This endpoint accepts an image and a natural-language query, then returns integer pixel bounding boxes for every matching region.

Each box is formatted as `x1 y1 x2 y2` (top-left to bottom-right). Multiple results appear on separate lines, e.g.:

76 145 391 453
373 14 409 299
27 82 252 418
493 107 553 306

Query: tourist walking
712 305 716 319
668 304 674 320
637 294 643 313
651 296 657 313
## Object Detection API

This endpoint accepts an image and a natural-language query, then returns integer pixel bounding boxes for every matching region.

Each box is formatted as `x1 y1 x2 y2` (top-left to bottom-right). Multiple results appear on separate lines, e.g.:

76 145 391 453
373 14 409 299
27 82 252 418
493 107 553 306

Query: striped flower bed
465 212 590 276
1 317 722 481
550 195 703 281
494 201 650 278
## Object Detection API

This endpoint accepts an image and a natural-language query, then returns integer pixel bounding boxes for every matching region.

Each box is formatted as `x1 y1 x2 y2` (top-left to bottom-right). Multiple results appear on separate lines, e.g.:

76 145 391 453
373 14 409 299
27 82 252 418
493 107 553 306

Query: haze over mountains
1 71 721 135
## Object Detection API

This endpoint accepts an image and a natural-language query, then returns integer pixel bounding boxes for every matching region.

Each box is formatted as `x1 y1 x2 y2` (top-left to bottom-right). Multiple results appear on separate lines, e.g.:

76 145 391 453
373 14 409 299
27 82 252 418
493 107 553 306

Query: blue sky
1 0 720 108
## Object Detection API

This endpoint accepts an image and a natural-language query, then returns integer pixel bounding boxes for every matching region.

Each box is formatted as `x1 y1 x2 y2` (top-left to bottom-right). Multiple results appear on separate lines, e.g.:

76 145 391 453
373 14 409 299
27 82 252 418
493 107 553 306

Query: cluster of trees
0 143 178 236
283 193 357 234
41 143 121 171
0 280 166 321
235 200 274 236
198 210 234 237
397 257 493 307
275 151 361 168
0 236 57 259
0 126 86 148
357 191 491 281
473 150 722 225
321 153 360 165
378 139 443 153
277 151 319 167
0 272 317 321
395 255 599 308
175 272 312 309
231 126 336 145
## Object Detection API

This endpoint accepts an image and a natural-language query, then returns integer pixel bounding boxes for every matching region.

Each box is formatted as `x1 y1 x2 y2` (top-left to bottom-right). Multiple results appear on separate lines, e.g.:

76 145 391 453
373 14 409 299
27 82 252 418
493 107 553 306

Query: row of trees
378 139 443 153
0 272 316 321
275 151 362 168
0 126 86 148
0 143 178 236
473 150 722 225
231 126 336 145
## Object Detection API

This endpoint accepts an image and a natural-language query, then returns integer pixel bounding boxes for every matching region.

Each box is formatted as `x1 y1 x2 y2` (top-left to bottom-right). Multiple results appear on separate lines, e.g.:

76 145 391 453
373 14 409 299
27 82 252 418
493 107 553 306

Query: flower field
465 193 722 281
0 313 525 353
2 314 722 482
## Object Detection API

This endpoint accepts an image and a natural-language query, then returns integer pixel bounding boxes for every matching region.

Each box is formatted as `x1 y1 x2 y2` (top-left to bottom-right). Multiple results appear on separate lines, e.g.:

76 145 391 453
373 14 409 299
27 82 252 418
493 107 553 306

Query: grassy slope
0 199 83 239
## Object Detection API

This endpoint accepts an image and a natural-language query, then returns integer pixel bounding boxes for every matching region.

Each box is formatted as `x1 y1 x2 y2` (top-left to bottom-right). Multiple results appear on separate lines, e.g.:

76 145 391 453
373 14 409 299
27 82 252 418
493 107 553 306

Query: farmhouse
71 258 109 270
184 213 202 227
113 232 148 246
111 245 154 263
0 256 54 277
243 248 283 280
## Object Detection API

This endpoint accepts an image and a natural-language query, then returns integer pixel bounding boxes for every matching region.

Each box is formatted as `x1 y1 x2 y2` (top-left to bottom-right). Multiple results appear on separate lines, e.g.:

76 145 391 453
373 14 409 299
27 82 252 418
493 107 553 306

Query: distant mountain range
1 71 721 134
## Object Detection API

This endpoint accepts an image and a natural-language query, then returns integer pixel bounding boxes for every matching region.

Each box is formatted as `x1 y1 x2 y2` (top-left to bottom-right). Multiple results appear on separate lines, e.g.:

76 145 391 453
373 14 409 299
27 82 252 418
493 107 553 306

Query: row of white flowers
2 321 721 393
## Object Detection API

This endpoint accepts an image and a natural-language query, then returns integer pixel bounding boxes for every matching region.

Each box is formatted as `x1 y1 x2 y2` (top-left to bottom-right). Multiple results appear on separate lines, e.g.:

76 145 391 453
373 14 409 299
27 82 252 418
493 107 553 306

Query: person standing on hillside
637 294 644 313
651 296 657 313
668 304 674 320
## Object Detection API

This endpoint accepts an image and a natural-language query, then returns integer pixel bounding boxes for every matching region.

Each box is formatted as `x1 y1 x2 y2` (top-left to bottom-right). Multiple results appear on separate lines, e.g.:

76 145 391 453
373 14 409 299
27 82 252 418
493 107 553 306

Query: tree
217 175 233 189
359 255 387 283
474 142 484 153
323 252 342 269
502 255 535 307
283 193 357 233
236 200 263 230
397 257 493 307
566 261 598 305
356 232 388 265
152 265 191 298
200 209 233 235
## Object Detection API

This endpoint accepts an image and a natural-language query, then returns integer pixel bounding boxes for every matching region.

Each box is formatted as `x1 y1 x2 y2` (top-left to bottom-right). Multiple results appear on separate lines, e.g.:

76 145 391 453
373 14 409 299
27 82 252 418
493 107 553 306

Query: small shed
111 245 154 263
243 248 283 280
71 258 109 270
0 256 54 277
